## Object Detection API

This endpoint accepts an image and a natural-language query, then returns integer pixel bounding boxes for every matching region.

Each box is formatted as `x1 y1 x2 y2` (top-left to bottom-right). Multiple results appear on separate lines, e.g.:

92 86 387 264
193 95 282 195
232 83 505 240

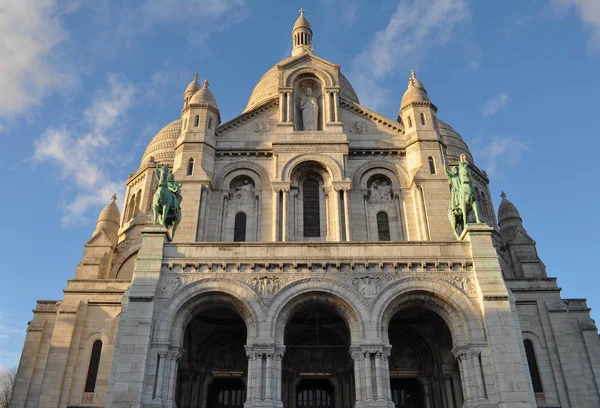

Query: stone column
469 348 486 402
375 351 385 400
272 189 279 241
363 351 374 401
279 92 285 122
382 348 393 402
342 189 351 241
152 349 169 404
265 352 274 401
275 348 285 406
286 91 292 123
351 350 363 404
166 348 183 407
246 350 255 403
281 189 288 242
333 91 339 122
455 351 472 404
444 374 454 408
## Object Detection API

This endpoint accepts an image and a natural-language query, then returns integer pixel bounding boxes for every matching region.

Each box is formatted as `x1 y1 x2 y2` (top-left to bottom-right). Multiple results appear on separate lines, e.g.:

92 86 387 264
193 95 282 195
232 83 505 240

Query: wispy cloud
141 0 248 29
33 73 133 225
0 0 76 118
481 93 510 118
350 0 469 109
475 136 529 177
551 0 600 48
320 0 359 26
0 313 24 369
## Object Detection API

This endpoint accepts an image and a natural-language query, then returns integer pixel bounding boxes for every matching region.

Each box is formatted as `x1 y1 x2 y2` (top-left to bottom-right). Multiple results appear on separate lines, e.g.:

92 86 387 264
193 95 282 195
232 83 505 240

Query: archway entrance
388 306 462 408
282 302 354 408
176 306 247 408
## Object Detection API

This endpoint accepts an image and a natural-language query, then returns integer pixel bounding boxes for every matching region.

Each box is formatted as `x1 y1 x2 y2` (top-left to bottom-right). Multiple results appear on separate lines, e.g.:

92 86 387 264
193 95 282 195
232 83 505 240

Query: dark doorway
390 378 422 407
296 379 334 408
208 378 246 408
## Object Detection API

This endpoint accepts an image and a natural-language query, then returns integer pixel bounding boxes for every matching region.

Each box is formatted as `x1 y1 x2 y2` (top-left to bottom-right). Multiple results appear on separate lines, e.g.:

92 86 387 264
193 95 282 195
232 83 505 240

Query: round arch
153 278 263 347
266 278 366 346
351 160 410 189
281 154 343 182
212 161 270 191
372 278 486 347
284 66 335 89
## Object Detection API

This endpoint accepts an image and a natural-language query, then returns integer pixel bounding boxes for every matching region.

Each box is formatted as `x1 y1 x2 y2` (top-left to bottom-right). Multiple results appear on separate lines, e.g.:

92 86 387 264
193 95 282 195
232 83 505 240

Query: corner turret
94 194 120 245
183 72 201 109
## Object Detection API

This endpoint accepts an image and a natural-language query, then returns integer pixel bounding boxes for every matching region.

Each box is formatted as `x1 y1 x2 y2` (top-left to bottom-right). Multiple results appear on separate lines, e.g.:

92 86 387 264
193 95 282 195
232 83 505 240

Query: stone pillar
374 352 385 400
444 374 455 408
351 350 363 405
342 189 351 241
463 224 536 407
286 91 292 123
469 348 487 402
272 189 279 241
281 189 288 242
266 352 274 401
382 347 393 404
364 351 374 401
333 91 339 122
275 348 285 407
106 226 168 408
455 351 472 404
246 349 256 403
152 349 169 404
166 348 183 407
279 92 284 122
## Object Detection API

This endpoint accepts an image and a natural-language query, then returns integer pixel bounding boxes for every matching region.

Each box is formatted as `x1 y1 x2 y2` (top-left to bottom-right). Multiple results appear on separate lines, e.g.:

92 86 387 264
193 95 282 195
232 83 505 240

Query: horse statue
445 154 482 238
152 162 182 237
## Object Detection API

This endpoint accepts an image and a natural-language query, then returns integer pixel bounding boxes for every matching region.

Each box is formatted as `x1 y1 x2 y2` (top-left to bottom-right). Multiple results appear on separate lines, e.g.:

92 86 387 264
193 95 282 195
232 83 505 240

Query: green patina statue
445 154 482 238
152 162 183 237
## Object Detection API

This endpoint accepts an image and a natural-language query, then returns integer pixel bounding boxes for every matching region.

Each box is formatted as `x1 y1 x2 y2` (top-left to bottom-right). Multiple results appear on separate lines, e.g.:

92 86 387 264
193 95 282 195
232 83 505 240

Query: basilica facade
10 12 600 408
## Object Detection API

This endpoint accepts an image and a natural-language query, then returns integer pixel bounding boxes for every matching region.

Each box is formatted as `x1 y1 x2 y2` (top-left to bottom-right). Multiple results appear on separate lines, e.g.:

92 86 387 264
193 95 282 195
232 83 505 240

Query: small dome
189 79 218 109
94 195 120 244
141 119 181 165
401 70 431 108
293 14 312 32
97 195 120 226
437 120 474 164
185 72 201 95
498 192 522 225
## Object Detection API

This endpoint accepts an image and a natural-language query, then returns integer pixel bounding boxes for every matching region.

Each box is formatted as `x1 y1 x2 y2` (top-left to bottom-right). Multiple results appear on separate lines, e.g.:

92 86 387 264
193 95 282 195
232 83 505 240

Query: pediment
506 228 536 246
85 229 112 247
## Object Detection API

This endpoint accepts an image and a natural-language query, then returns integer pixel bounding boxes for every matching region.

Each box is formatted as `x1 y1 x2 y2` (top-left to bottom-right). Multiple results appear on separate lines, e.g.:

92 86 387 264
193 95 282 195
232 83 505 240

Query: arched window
420 113 426 125
377 212 391 241
187 158 194 176
134 191 141 218
127 193 136 221
85 340 103 393
408 116 413 128
428 156 436 174
208 117 213 129
194 115 200 127
303 179 320 237
524 340 543 394
183 118 187 130
234 212 247 242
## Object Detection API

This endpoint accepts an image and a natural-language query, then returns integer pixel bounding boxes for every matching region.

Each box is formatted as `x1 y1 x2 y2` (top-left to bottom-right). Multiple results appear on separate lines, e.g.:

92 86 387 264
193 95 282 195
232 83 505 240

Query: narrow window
420 113 426 125
194 115 200 127
428 156 436 174
377 212 391 241
184 118 187 130
187 158 194 176
85 340 103 393
134 191 141 217
127 194 136 221
234 212 247 242
524 340 543 393
408 116 413 128
303 179 321 237
208 117 213 129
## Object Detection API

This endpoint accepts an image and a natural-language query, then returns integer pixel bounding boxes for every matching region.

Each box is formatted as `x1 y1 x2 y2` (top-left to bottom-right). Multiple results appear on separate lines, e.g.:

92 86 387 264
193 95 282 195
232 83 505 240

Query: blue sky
1 0 599 369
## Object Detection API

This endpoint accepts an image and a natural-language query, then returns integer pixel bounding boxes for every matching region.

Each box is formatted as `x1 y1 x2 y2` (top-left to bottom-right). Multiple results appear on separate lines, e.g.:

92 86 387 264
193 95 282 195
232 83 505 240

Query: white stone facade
10 12 600 408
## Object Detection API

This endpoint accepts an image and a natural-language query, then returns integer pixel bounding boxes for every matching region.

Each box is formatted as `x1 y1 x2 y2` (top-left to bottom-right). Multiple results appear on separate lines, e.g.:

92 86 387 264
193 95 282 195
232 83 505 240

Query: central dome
242 59 360 113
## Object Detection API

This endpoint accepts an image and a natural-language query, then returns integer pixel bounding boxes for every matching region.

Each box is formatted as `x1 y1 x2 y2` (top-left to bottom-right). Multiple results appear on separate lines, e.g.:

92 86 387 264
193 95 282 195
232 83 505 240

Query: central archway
282 301 354 408
176 305 248 408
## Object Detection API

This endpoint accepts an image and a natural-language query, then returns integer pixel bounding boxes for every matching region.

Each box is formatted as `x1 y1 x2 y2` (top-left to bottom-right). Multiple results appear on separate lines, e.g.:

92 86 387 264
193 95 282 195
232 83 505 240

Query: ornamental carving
230 180 256 204
351 276 386 298
367 178 393 202
241 275 295 297
253 122 270 133
274 145 349 153
349 121 367 134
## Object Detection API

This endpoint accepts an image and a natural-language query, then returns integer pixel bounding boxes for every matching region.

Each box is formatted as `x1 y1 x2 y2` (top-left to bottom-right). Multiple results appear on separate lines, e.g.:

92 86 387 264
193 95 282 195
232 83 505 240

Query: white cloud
33 73 132 225
350 0 469 109
0 0 75 118
142 0 248 27
552 0 600 48
475 136 529 177
481 93 510 118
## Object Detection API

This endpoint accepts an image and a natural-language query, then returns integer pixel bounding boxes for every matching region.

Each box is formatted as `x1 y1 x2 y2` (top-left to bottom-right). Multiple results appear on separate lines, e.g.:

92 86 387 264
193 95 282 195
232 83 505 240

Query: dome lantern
292 8 313 57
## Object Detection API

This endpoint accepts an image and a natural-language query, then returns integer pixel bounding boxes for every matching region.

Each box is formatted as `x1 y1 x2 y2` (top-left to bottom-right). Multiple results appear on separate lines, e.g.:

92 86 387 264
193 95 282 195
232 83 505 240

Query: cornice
216 101 278 136
340 99 404 133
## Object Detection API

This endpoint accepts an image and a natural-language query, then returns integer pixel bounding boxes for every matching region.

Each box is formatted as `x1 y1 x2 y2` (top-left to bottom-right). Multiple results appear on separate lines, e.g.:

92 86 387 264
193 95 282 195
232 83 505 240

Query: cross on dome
298 8 305 16
111 194 117 202
203 79 209 88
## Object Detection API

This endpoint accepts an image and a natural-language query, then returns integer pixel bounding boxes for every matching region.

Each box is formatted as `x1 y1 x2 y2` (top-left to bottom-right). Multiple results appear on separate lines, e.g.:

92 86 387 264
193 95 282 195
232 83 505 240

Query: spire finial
409 69 417 84
111 194 117 202
501 191 506 199
203 79 209 88
193 72 199 81
299 8 306 16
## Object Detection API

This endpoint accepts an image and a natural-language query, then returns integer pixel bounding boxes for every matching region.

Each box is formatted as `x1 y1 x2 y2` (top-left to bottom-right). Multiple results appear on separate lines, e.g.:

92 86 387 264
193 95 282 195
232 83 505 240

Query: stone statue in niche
233 180 255 203
368 179 392 202
300 87 318 130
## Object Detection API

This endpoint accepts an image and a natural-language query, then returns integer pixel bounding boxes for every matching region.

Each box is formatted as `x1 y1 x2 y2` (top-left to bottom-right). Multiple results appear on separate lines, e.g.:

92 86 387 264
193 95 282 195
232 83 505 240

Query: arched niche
293 76 323 131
